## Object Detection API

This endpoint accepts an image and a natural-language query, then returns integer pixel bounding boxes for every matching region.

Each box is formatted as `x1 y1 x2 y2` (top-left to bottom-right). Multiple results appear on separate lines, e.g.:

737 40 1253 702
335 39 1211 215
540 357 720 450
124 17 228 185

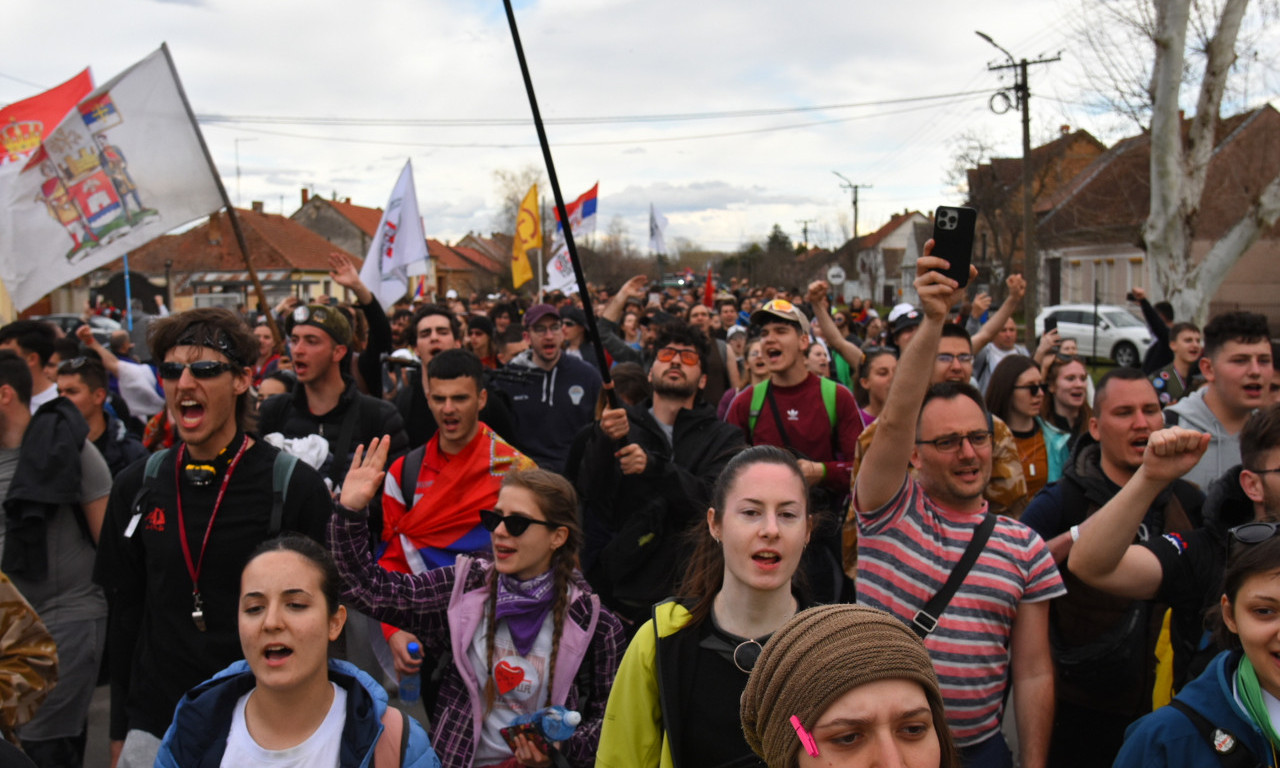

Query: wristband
1069 524 1081 543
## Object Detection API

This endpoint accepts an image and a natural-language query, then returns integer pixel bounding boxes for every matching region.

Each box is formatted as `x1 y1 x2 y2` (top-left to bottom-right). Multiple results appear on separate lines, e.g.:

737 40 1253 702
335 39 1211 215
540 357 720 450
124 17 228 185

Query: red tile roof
326 199 384 237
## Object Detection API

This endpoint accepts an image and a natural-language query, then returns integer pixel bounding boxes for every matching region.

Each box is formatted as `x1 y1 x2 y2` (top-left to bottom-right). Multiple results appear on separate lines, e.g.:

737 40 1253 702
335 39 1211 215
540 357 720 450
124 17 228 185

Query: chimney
251 201 264 214
344 198 351 204
1060 124 1070 135
301 188 310 205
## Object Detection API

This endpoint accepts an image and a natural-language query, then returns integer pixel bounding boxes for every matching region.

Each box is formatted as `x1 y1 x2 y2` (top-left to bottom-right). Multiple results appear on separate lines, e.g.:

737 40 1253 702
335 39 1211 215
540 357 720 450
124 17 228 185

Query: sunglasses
1228 521 1280 559
1055 353 1086 364
479 509 561 537
57 356 93 374
655 347 700 366
157 361 238 380
1015 383 1049 395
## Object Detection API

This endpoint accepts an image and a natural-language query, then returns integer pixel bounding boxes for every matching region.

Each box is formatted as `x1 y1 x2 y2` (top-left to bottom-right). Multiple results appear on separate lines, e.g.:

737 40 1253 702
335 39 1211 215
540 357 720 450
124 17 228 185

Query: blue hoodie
1115 650 1274 768
155 659 441 768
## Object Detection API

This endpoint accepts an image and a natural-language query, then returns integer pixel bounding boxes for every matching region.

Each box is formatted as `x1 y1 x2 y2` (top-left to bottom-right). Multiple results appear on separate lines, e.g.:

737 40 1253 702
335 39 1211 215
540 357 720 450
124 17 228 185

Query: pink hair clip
790 715 820 757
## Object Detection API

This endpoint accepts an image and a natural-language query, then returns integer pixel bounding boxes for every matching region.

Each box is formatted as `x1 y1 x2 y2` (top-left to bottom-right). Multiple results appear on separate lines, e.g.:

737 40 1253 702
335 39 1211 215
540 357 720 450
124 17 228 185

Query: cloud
604 181 821 216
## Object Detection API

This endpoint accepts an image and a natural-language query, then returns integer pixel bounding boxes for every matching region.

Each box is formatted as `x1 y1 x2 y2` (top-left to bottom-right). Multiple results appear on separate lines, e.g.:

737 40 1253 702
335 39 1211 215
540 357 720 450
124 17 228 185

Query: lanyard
175 435 249 631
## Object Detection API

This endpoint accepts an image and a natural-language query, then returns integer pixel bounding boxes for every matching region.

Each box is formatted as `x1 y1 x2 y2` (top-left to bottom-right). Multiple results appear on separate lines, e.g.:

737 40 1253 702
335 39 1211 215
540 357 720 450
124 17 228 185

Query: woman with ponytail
330 437 624 768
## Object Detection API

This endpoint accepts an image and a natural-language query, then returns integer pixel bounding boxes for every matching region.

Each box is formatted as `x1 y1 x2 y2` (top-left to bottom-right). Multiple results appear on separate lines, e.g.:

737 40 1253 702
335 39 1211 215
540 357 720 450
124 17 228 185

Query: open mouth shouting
263 643 294 667
179 398 205 430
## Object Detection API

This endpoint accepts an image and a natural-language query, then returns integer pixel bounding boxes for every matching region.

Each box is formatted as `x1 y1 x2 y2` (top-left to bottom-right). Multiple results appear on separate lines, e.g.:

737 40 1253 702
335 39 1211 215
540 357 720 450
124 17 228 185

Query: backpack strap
269 451 299 536
1167 699 1266 767
912 513 997 638
126 449 170 537
819 377 838 429
747 380 770 440
398 444 428 509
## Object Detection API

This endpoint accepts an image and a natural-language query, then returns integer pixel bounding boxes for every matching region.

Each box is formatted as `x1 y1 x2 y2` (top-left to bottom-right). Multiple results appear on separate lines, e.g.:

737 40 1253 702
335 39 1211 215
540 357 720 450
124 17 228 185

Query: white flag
0 47 224 312
649 204 670 255
545 234 577 294
360 160 428 307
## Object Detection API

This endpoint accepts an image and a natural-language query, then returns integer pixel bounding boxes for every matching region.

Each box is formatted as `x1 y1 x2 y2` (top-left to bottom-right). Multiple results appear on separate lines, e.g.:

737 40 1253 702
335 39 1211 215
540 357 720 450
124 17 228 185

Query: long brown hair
481 469 583 712
1040 355 1092 433
676 445 808 629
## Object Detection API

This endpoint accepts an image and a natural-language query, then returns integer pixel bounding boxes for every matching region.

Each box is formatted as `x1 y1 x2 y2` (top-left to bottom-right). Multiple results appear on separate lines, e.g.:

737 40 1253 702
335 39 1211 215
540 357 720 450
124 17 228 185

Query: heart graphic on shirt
494 659 525 695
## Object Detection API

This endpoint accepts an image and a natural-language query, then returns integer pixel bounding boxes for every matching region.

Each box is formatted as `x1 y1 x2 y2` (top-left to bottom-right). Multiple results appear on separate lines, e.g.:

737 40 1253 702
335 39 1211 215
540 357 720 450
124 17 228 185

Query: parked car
32 313 121 347
1033 304 1152 367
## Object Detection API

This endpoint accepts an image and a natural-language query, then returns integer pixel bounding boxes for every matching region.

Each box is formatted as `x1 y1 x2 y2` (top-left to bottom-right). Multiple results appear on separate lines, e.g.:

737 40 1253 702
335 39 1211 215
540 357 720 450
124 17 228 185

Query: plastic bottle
398 642 422 702
511 705 582 742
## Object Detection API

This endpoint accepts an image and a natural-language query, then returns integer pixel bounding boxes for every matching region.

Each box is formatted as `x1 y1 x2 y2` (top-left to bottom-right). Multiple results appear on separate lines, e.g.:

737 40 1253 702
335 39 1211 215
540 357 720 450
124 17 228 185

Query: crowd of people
0 243 1277 768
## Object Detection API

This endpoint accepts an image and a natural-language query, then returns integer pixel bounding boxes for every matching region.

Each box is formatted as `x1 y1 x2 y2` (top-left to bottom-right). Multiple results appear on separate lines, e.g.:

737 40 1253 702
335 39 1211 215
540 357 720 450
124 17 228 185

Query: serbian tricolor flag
546 182 598 294
552 182 598 236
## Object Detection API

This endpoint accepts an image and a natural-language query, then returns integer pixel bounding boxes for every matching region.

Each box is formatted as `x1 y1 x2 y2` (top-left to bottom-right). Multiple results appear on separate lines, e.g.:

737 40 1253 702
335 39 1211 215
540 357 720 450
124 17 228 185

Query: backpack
746 377 838 438
129 447 299 536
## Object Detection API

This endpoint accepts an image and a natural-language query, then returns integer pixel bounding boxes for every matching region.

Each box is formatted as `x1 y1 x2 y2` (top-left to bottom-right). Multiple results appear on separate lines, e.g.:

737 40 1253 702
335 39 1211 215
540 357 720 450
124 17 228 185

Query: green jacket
1038 416 1071 485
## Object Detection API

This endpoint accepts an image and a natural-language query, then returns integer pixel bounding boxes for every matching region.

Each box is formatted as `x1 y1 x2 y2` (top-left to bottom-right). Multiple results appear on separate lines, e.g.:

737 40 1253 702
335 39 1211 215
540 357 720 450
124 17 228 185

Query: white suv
1033 304 1153 367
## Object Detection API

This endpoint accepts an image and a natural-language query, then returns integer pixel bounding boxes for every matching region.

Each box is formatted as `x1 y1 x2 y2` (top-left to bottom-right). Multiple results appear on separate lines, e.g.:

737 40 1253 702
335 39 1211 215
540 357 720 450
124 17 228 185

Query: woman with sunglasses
1115 524 1280 767
1041 353 1092 440
596 446 812 768
330 437 625 768
985 355 1069 499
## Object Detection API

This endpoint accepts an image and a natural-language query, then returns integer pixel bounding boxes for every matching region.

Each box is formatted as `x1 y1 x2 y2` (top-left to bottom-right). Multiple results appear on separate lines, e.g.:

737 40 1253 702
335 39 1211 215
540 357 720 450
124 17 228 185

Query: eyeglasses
1055 353 1085 364
528 322 563 335
915 430 993 453
157 361 238 380
479 509 561 537
1015 383 1049 395
936 353 974 364
1228 521 1280 559
655 347 700 366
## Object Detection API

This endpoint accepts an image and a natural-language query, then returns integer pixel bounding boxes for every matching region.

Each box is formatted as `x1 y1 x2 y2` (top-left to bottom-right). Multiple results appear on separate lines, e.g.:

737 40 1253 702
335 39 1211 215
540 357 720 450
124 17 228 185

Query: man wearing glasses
575 322 745 629
854 249 1063 768
95 308 333 768
1019 368 1205 766
497 304 602 473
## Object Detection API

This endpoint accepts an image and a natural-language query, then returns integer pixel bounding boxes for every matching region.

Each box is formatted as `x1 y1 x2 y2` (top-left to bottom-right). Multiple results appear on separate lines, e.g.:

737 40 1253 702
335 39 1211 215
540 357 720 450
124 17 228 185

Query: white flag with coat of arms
360 160 429 307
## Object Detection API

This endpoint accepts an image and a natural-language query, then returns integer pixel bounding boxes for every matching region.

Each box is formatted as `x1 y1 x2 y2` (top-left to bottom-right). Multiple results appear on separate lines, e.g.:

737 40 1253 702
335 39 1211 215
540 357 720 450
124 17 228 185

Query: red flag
703 266 714 307
0 69 93 170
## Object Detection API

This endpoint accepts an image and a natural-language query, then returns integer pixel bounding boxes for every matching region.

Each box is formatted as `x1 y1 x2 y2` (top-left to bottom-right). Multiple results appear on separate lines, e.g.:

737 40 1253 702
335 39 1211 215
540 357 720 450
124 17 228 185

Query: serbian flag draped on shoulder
0 46 223 312
511 182 540 289
358 160 429 307
546 182 597 294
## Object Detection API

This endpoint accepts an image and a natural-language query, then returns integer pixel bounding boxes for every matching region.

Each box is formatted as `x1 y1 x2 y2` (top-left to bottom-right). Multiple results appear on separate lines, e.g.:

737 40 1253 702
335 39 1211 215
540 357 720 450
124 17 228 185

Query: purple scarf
494 569 557 656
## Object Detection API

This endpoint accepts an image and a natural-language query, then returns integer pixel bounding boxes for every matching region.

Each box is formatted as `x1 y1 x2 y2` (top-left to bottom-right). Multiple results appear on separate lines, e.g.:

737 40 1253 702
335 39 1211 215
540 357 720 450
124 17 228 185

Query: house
289 189 383 260
830 211 930 305
428 239 506 298
1036 105 1280 322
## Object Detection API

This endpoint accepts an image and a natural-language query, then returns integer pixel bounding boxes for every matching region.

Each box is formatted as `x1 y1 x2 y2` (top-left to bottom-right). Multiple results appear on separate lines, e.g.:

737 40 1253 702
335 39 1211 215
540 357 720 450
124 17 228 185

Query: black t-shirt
681 618 768 768
93 438 332 739
1144 524 1227 682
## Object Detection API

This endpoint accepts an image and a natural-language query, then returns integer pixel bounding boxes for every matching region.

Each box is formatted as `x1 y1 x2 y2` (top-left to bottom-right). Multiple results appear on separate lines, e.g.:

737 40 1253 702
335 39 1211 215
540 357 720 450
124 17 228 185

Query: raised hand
339 436 390 511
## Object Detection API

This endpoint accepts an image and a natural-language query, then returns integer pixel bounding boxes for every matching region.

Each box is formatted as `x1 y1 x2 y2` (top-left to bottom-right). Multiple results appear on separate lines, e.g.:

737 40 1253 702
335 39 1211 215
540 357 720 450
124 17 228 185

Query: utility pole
834 172 871 298
796 219 816 251
975 31 1058 345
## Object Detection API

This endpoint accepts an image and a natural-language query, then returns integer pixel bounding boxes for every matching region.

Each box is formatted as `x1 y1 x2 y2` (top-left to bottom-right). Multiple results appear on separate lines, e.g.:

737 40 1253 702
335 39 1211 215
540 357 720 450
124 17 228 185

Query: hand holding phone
930 206 976 288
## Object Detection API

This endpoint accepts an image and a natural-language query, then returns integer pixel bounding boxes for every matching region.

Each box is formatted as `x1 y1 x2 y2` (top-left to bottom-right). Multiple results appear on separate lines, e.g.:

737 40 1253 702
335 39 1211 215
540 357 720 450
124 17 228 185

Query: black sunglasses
1015 383 1050 395
1055 353 1086 364
158 361 238 380
479 509 560 537
57 356 93 374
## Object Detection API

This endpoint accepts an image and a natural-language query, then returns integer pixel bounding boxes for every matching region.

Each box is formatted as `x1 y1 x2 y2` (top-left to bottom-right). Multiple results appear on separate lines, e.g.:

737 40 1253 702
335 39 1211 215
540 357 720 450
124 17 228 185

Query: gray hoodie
1164 388 1241 490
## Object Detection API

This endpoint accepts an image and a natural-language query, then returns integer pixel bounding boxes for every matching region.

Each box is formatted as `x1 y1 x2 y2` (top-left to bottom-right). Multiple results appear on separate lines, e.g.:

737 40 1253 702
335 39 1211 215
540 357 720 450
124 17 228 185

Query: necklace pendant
192 609 206 632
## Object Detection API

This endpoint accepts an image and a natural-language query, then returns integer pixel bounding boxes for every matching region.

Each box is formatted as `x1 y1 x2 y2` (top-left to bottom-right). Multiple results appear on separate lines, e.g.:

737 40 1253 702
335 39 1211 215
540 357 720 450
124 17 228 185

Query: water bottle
398 642 422 702
511 705 582 742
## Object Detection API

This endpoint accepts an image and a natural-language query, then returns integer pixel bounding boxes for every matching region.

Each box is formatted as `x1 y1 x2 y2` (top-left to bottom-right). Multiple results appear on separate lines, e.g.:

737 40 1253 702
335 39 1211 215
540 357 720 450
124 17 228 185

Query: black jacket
575 400 744 627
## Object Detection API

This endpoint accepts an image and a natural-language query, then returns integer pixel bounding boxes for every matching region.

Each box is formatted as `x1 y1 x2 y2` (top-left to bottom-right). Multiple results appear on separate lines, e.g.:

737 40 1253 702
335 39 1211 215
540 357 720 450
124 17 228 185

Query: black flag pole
502 1 618 404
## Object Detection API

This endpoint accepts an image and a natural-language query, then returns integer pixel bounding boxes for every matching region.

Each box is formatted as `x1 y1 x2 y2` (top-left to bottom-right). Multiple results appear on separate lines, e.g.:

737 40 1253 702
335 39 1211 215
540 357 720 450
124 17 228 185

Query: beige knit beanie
740 604 943 767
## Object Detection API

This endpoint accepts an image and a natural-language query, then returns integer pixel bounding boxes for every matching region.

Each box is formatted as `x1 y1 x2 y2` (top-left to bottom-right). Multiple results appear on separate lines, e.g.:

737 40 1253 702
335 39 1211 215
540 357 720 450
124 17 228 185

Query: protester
575 322 745 629
1113 528 1280 767
853 249 1063 768
1020 368 1203 766
596 446 811 767
1129 286 1174 374
496 304 603 474
717 335 767 420
741 604 961 768
854 347 897 424
1163 311 1272 488
984 355 1068 498
75 325 165 425
95 308 333 768
55 354 147 478
1040 353 1092 440
155 534 440 767
966 275 1029 393
331 439 624 768
0 321 58 413
250 320 281 389
804 341 831 379
805 280 864 390
465 314 500 369
1150 322 1201 407
328 253 397 399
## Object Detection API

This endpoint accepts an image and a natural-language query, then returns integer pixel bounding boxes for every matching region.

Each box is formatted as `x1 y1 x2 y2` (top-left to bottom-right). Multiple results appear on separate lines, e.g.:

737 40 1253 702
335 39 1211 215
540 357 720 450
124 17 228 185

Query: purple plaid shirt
330 510 624 768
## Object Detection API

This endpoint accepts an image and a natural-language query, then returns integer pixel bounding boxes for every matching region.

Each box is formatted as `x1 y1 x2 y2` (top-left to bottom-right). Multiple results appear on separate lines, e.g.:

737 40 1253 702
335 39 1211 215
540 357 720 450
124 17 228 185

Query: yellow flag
512 184 541 288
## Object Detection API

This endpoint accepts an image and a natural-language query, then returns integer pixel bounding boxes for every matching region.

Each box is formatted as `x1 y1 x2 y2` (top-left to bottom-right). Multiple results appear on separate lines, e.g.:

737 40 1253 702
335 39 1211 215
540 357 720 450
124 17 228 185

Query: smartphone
931 206 977 288
1044 316 1058 335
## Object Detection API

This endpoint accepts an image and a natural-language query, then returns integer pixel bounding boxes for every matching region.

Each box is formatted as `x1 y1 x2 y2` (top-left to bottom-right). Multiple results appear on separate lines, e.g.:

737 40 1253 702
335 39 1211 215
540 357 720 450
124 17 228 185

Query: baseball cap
288 304 352 347
522 303 561 329
749 298 809 329
890 307 923 338
726 324 747 341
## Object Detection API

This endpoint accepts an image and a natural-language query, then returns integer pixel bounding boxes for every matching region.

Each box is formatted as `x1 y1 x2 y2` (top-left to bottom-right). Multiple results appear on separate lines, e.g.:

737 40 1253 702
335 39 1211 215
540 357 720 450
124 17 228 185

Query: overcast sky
5 0 1278 260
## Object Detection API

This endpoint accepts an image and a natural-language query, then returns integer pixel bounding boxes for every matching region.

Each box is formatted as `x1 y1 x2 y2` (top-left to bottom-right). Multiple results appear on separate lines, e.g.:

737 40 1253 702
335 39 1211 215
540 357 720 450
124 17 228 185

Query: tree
491 165 546 236
1076 0 1280 322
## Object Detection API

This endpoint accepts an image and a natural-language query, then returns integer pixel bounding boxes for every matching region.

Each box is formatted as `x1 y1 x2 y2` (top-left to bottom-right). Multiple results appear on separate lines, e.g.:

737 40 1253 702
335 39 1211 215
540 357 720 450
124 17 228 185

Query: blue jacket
1115 650 1274 768
155 659 440 768
1036 416 1070 484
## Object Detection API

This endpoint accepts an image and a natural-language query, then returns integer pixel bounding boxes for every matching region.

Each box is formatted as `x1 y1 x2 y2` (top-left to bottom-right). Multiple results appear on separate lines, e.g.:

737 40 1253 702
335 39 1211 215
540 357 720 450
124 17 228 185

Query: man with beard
1020 368 1203 767
575 323 745 630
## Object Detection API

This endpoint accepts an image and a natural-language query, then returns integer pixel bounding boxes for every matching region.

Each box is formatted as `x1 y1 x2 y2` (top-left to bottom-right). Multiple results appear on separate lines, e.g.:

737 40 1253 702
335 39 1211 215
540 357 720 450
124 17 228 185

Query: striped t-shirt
855 477 1065 747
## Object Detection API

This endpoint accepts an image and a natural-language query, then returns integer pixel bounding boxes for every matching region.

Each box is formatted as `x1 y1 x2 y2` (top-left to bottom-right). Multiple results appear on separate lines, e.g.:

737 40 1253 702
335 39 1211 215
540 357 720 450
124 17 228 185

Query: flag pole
158 43 281 345
123 253 134 331
502 2 615 399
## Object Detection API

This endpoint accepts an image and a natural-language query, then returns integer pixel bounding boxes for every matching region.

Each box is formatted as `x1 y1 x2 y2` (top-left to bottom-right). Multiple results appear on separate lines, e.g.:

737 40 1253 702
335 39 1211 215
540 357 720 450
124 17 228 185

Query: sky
4 0 1278 261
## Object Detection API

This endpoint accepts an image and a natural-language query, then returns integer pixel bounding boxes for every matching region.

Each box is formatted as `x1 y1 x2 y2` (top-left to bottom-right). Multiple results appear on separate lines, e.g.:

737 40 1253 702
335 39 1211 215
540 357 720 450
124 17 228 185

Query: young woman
861 317 887 349
741 604 961 768
717 335 771 420
805 342 832 380
854 348 897 425
465 316 500 369
330 438 624 768
251 322 282 388
1041 354 1092 439
1115 526 1280 767
621 312 643 351
986 355 1069 499
155 535 440 768
596 446 812 768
